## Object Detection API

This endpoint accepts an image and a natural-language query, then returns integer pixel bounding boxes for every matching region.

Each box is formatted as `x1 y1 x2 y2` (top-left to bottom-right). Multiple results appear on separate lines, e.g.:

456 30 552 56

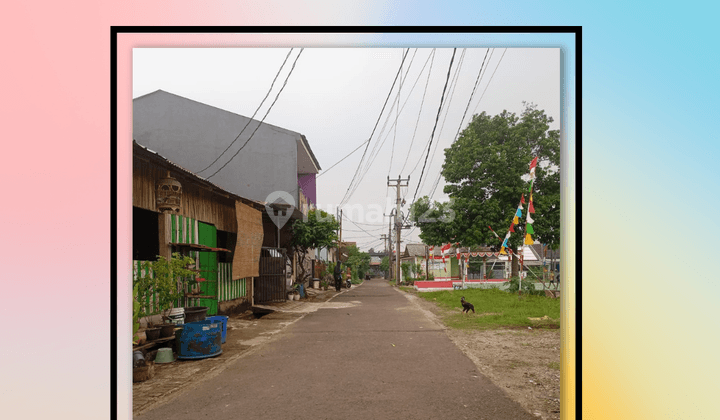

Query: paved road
136 281 535 419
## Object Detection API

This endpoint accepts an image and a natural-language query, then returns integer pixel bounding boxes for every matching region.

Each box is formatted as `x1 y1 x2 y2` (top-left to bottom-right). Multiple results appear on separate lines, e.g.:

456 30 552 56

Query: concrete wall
297 173 316 205
133 90 300 204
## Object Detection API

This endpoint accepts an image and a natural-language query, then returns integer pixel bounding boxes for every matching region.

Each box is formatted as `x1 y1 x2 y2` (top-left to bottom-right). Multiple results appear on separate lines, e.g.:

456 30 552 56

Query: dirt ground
406 291 561 420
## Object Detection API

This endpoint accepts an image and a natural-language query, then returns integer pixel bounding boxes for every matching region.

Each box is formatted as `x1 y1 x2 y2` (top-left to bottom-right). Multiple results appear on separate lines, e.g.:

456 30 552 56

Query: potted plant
135 253 197 340
132 282 145 345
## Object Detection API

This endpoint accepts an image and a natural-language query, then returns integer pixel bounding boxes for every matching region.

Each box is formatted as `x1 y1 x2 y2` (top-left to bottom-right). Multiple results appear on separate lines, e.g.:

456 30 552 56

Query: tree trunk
295 248 309 287
511 253 519 278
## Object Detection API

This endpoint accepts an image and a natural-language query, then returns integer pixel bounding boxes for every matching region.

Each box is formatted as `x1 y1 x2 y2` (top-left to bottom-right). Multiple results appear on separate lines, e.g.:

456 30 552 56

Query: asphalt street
135 280 536 419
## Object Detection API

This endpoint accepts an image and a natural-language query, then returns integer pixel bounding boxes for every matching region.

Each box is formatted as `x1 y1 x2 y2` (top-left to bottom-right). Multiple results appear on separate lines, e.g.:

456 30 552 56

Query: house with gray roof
133 90 321 210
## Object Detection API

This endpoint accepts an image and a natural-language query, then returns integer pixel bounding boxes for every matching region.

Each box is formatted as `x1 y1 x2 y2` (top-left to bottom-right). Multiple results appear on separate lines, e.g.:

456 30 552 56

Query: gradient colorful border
114 28 578 420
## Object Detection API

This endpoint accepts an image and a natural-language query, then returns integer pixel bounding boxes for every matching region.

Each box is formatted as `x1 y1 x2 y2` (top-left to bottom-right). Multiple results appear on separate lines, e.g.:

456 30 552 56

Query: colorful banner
497 157 539 253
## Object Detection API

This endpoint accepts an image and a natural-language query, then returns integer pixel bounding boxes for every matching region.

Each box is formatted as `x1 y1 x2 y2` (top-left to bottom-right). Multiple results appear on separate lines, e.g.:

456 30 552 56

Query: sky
133 47 560 251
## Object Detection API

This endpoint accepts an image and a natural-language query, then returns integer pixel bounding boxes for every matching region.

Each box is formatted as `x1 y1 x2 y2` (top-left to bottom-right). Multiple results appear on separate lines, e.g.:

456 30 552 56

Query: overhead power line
472 48 508 115
415 48 467 197
346 48 434 203
197 48 295 174
339 48 410 207
399 49 436 175
428 48 492 200
207 48 304 179
410 48 457 205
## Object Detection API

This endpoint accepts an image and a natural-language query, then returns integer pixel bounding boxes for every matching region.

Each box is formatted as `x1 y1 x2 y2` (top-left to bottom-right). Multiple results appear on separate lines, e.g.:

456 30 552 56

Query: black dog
460 296 475 314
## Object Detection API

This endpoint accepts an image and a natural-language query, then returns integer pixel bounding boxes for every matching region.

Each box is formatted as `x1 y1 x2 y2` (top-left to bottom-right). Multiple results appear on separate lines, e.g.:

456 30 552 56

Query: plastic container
154 348 176 364
183 306 208 324
133 350 145 368
205 315 228 343
177 320 222 359
168 307 185 325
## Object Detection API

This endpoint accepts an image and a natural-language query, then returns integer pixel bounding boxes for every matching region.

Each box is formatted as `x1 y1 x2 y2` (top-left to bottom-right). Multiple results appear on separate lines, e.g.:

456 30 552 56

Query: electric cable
415 48 466 197
410 48 457 204
339 48 410 207
472 48 507 115
428 48 491 199
197 48 294 174
399 49 436 175
207 48 305 179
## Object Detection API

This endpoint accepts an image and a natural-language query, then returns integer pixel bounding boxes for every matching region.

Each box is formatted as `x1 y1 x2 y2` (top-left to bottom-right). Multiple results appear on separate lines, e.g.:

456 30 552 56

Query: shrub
503 276 543 296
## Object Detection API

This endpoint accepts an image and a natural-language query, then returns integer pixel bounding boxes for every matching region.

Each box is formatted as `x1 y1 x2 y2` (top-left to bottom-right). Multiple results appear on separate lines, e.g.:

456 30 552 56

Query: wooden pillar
158 212 171 260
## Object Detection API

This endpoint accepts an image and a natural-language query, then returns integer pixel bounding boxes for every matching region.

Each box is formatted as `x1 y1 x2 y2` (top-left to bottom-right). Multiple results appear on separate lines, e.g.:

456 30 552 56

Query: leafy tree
346 244 371 282
380 256 390 277
410 103 560 276
290 209 340 287
401 262 412 283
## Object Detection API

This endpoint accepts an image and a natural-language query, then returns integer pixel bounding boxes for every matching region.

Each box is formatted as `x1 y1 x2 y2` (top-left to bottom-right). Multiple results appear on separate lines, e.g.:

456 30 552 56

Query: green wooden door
198 222 218 315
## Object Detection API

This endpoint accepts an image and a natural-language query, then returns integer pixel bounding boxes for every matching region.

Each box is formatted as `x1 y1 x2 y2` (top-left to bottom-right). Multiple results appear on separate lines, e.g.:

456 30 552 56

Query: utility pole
388 176 410 284
380 233 389 279
336 208 343 263
384 211 395 280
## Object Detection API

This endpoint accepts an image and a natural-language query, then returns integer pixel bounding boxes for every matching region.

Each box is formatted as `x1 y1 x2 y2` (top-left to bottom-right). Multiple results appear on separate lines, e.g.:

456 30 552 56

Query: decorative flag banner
524 233 534 245
524 157 538 244
459 252 502 259
497 157 540 255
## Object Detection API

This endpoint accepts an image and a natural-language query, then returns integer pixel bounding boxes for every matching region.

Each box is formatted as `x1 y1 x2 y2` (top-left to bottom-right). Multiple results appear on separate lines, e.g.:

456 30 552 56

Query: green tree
380 256 390 278
410 103 560 276
290 209 340 287
346 244 371 282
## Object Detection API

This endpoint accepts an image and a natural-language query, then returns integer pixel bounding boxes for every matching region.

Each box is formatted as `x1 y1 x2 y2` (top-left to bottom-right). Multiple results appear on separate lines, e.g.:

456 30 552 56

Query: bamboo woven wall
133 157 237 233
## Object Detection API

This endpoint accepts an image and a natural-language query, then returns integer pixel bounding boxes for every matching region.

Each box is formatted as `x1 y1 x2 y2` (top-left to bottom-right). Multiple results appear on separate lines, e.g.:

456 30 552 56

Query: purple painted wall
297 173 316 205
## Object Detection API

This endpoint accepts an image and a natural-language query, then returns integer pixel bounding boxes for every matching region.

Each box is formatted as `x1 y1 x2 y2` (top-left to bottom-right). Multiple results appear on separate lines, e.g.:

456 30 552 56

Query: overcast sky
133 47 560 251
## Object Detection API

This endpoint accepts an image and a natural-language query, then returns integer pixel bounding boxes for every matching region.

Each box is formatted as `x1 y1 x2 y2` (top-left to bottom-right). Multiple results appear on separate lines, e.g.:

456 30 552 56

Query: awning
170 242 232 253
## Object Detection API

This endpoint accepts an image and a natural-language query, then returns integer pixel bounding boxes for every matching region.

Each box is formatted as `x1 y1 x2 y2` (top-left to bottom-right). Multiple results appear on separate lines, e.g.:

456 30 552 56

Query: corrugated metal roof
133 140 266 210
404 244 427 257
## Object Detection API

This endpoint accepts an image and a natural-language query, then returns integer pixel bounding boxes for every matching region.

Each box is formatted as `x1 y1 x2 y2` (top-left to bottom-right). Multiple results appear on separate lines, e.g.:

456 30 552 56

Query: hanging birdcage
157 171 182 213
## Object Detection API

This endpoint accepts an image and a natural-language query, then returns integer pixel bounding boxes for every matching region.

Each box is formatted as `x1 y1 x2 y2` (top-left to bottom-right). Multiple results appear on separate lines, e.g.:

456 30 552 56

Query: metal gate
254 247 287 303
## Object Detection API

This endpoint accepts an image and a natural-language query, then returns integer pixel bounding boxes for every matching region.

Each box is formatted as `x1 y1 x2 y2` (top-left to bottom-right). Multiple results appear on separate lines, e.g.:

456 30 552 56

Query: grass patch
547 361 560 370
399 286 416 293
418 288 560 330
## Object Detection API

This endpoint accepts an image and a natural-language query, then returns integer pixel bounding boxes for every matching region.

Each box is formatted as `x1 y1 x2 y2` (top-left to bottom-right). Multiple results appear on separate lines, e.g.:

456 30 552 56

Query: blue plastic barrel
205 315 228 343
177 320 222 359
